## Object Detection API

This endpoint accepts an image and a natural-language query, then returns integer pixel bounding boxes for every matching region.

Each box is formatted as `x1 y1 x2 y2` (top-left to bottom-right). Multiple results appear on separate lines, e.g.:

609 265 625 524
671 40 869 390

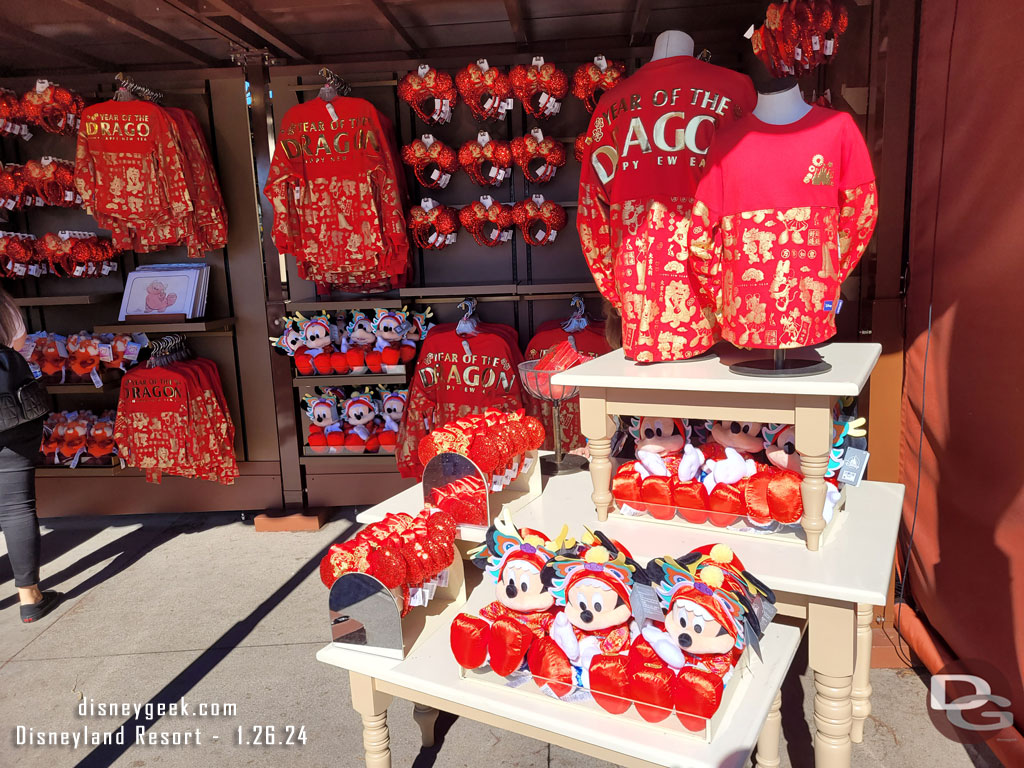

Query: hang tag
504 97 514 111
531 56 545 68
55 339 68 358
432 99 442 120
101 262 112 275
483 95 495 111
21 339 36 359
479 194 495 207
537 92 550 110
28 361 41 379
488 165 499 178
794 47 803 61
4 198 15 211
420 197 437 211
98 343 114 363
64 190 74 202
477 58 490 72
417 64 431 77
630 584 665 624
324 102 339 122
531 194 545 205
500 230 513 242
21 129 32 141
90 368 103 388
27 264 41 277
547 229 558 242
594 54 608 71
477 130 491 146
107 260 118 273
430 168 441 181
531 127 545 142
812 35 821 51
421 133 435 148
824 39 835 56
73 265 85 277
41 156 53 166
13 263 26 276
744 24 756 39
838 447 870 486
491 474 505 492
439 172 451 187
131 332 149 346
446 233 456 244
427 231 441 246
35 79 49 93
124 342 141 362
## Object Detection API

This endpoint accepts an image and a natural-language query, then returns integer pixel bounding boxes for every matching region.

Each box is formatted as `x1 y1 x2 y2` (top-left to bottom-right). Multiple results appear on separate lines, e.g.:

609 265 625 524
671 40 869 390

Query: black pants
0 448 40 587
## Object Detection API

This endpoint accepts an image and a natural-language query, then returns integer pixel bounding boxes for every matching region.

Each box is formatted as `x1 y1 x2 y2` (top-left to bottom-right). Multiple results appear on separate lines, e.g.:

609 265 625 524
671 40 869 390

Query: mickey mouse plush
340 391 380 453
342 311 379 374
302 393 344 454
370 309 418 370
375 388 407 454
450 515 568 677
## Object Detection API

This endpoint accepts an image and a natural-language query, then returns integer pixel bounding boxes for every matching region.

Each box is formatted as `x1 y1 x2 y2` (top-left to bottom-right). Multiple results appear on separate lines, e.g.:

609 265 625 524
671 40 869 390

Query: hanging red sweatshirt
689 107 878 349
576 56 755 363
397 324 524 479
263 96 409 291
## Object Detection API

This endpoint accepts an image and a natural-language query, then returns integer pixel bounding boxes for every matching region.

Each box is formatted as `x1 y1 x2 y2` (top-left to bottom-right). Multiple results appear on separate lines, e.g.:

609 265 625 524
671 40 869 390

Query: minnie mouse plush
341 390 380 454
303 392 344 454
375 388 407 454
370 309 417 370
292 312 336 376
342 311 380 374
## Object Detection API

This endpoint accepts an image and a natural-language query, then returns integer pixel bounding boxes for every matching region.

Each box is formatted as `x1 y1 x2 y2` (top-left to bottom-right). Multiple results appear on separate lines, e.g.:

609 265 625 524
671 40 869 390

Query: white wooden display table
553 343 882 551
317 575 803 768
345 470 902 768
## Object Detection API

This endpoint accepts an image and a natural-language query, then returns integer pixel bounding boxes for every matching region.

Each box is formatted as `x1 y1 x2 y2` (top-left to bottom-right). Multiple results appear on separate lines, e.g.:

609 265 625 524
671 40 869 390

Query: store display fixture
19 327 139 388
0 231 120 279
40 409 118 467
301 385 408 456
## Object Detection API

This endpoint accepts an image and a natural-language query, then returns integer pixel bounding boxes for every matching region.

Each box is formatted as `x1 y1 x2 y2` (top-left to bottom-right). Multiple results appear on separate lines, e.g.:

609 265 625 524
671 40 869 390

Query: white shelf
317 579 802 768
553 342 882 398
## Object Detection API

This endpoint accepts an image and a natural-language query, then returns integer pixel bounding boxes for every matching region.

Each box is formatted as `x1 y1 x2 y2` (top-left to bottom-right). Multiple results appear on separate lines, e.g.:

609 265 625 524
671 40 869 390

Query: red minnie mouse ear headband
571 56 626 113
456 59 514 121
510 58 568 120
398 65 457 125
512 195 567 246
401 136 458 190
458 133 512 187
511 129 566 184
408 199 460 250
458 197 514 247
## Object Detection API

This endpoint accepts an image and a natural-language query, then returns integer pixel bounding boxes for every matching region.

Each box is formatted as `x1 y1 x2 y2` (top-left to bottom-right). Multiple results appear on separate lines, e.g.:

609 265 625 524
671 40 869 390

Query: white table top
552 342 881 398
356 470 903 606
318 578 802 768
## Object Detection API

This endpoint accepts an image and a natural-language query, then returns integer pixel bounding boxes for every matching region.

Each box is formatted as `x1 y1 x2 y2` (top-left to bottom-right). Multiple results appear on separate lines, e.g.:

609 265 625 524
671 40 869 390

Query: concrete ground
0 511 1003 768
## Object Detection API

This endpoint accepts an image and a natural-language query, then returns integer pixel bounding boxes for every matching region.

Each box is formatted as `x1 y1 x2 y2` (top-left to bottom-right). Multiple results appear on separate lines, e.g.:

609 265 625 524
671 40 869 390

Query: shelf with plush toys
92 318 236 335
554 343 882 552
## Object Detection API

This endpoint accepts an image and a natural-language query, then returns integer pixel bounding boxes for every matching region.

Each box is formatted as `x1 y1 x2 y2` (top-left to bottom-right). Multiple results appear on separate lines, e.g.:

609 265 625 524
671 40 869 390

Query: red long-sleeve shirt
689 106 878 349
576 56 755 362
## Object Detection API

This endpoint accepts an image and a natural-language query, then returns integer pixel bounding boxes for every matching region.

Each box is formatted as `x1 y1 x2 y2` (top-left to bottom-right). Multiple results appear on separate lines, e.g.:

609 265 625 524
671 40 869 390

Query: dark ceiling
0 0 766 75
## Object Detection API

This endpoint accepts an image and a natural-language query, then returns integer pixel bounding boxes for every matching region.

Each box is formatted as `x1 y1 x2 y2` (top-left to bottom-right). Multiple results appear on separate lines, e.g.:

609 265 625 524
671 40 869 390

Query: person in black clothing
0 288 61 623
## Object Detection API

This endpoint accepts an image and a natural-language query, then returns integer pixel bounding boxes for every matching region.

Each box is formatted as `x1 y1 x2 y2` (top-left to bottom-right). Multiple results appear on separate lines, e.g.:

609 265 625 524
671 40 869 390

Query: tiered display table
320 468 903 768
554 343 882 551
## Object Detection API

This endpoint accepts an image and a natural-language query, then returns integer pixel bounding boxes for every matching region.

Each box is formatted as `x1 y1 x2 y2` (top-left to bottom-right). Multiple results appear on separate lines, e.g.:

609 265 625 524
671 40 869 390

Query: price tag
21 129 32 141
838 447 870 486
27 264 41 277
90 368 103 388
324 102 339 122
124 342 142 362
744 24 756 39
794 47 803 61
21 338 36 359
504 98 514 111
438 172 451 188
488 165 499 178
131 332 149 346
4 198 15 210
65 190 74 202
547 229 558 243
630 583 665 624
430 168 441 181
812 35 821 51
55 339 68 358
98 343 114 363
107 260 118 272
13 263 26 276
824 39 835 56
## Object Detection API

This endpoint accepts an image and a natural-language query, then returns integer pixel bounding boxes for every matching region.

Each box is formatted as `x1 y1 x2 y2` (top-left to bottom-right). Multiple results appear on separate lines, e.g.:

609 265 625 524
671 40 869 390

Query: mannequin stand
544 400 588 476
730 349 832 377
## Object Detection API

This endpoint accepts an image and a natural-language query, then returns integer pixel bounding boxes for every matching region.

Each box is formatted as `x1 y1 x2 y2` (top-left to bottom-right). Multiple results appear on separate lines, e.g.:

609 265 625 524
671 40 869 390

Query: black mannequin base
729 349 832 377
540 453 588 476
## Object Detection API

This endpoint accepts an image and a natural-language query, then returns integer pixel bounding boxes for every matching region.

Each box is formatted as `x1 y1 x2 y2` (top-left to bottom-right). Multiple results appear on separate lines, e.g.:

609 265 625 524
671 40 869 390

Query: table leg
579 392 614 522
413 703 439 748
350 672 394 768
808 600 855 768
795 397 833 551
850 603 874 743
754 688 783 768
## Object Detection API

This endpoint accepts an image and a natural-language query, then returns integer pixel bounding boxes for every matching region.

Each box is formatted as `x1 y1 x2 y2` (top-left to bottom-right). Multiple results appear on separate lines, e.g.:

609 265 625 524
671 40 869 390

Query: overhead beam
502 0 528 47
365 0 421 57
60 0 219 66
630 0 651 47
161 0 268 51
0 16 116 71
205 0 314 62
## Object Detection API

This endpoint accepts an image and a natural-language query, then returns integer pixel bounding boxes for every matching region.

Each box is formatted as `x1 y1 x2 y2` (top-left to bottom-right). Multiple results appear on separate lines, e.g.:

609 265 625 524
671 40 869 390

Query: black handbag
0 345 49 432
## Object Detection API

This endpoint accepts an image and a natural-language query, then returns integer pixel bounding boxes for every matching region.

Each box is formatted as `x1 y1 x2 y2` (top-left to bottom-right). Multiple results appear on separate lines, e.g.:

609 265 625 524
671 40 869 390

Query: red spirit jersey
689 107 878 349
396 324 524 479
264 96 409 291
576 56 755 362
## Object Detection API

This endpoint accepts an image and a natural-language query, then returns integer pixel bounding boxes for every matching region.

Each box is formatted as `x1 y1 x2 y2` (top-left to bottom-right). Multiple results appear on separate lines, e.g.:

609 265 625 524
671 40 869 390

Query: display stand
730 348 832 377
554 342 881 551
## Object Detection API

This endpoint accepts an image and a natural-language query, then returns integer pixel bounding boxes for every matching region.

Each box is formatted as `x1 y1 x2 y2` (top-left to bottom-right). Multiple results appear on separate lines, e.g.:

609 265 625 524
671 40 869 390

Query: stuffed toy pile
319 504 457 617
41 410 118 467
451 516 776 730
20 330 140 385
612 409 865 531
271 307 432 376
302 386 408 455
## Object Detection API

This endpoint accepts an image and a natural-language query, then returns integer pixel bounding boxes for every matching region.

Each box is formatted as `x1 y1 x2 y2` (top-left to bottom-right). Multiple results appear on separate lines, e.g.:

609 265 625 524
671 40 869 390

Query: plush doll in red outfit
342 311 380 374
271 315 310 372
528 532 644 703
37 334 66 382
406 308 435 344
341 390 380 454
370 309 418 370
628 545 775 729
85 418 116 462
303 392 344 454
67 332 101 382
375 388 407 454
699 419 766 462
451 515 568 676
292 313 336 376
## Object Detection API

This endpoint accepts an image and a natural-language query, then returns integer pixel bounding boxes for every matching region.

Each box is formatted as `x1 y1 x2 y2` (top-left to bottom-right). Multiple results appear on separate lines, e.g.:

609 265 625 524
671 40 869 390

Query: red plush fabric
527 636 573 698
450 613 490 670
589 654 632 714
672 667 723 731
488 618 534 676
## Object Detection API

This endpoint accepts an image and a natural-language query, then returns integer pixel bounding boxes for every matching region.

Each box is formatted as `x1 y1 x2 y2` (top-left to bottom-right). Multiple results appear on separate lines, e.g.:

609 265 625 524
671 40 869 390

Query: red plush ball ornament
458 200 514 246
467 431 502 473
571 58 626 112
400 138 458 189
457 138 512 187
520 415 546 450
511 199 567 246
407 203 460 250
510 61 569 119
510 134 566 183
455 61 513 121
398 66 457 125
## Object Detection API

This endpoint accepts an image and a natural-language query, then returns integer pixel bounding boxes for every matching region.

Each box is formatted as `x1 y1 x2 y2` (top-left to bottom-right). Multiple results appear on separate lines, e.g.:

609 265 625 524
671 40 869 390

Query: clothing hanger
456 297 480 336
561 294 591 333
113 73 164 103
317 67 352 101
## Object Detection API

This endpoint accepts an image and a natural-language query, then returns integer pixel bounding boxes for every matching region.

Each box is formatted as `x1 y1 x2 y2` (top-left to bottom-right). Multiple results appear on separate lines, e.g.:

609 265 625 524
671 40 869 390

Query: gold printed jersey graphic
803 154 835 186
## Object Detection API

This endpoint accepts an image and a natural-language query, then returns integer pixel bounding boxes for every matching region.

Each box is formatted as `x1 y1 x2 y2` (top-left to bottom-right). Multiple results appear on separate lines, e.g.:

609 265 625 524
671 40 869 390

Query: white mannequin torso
651 30 695 61
753 84 812 124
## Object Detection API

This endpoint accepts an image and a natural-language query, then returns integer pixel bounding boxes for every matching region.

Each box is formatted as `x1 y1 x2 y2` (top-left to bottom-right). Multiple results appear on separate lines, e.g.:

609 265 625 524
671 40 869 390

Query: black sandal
20 591 63 623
